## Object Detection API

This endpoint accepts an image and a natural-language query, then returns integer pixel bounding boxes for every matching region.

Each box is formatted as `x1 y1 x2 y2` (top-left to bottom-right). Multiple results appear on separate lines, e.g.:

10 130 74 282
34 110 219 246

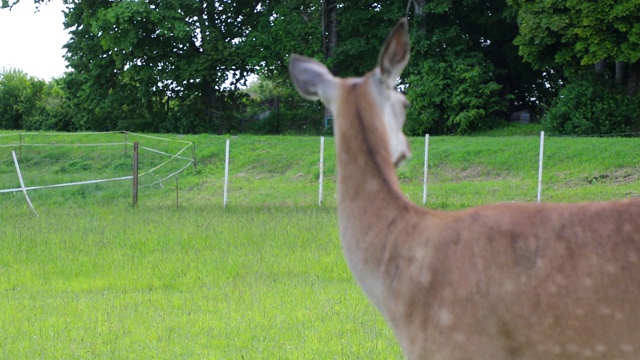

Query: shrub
544 72 640 136
405 49 506 136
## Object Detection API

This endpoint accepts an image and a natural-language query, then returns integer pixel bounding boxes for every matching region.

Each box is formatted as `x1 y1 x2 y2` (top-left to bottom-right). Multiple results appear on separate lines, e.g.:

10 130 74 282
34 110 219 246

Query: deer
289 18 640 360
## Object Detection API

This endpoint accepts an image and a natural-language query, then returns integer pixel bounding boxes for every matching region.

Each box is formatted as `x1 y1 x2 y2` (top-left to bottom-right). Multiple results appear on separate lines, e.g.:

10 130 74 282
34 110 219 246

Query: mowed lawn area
1 129 639 358
1 204 400 358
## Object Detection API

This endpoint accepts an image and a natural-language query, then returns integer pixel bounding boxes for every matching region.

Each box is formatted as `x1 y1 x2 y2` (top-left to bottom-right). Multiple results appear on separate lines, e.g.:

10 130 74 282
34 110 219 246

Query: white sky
0 1 70 81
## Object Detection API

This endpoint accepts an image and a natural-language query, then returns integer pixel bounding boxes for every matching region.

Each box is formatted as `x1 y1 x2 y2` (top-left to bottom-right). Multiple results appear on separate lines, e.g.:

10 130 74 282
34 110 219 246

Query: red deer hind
289 18 640 360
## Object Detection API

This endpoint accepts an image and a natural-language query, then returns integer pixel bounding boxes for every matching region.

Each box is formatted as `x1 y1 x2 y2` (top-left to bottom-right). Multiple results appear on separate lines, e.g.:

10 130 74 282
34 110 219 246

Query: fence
0 131 195 214
217 132 639 208
1 131 639 212
222 132 542 207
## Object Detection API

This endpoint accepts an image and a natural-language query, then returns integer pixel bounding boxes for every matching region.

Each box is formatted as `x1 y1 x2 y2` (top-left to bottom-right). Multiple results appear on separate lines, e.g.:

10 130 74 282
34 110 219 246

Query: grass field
1 127 639 358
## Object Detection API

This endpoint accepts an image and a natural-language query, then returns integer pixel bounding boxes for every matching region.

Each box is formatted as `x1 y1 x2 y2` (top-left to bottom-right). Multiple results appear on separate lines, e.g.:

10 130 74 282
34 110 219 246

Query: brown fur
290 18 640 360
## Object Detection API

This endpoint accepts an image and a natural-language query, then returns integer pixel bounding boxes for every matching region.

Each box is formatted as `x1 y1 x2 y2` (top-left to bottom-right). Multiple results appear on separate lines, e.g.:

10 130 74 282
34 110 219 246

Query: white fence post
423 134 430 206
537 131 545 203
12 150 38 217
224 138 230 209
132 141 139 206
319 136 324 206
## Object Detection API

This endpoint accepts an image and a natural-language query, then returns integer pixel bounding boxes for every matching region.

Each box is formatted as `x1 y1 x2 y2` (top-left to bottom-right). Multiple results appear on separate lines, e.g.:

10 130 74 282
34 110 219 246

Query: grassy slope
1 127 639 209
0 128 639 358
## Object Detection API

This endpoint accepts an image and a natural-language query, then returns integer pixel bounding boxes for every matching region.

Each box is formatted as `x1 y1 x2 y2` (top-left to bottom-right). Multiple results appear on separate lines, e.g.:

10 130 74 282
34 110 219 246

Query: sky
0 1 70 81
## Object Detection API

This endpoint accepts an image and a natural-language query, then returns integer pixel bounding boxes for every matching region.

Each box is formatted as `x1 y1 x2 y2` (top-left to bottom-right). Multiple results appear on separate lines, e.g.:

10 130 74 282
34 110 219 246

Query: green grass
0 131 639 358
471 123 544 137
1 205 400 358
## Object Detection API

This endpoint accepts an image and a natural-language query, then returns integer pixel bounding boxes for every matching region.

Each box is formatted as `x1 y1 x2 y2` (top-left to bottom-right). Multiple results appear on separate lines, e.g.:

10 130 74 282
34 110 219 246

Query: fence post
319 136 324 206
423 134 430 206
133 141 139 206
12 150 37 217
223 138 230 209
537 131 545 203
192 142 198 171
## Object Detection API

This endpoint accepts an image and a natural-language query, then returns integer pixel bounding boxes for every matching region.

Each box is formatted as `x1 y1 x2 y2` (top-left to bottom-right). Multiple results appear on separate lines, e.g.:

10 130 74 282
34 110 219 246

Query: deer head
290 18 411 168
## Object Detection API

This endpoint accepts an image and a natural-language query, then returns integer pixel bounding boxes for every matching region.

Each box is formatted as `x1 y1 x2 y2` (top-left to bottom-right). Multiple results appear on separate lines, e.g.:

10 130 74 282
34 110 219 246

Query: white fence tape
140 160 194 189
139 145 193 162
124 131 193 145
0 175 134 194
0 142 126 147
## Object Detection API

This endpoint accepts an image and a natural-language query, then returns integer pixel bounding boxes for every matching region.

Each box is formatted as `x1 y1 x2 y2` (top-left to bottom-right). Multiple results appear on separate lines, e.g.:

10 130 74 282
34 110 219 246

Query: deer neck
332 77 413 303
334 85 406 211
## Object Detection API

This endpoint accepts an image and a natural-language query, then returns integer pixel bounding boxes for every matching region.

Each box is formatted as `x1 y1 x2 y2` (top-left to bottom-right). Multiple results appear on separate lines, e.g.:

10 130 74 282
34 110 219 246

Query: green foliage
544 72 640 135
403 0 541 135
510 0 640 68
61 0 263 133
0 69 74 131
331 2 405 77
248 1 322 78
8 0 640 136
0 69 31 129
22 78 73 131
242 77 325 135
406 41 506 135
0 0 17 9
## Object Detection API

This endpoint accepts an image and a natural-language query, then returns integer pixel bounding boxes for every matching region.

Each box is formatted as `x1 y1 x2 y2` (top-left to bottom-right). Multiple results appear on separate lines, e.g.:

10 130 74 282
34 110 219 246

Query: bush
242 76 325 135
405 51 505 135
0 69 32 129
544 73 640 136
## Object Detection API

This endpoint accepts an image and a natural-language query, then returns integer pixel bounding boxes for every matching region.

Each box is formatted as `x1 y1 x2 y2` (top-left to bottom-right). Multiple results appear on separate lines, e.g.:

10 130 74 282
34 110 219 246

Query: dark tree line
1 0 639 135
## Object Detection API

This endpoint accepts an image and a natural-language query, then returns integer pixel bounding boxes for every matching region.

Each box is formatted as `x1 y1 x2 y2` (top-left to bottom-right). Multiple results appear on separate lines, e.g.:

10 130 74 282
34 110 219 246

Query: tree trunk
594 59 607 73
322 0 338 119
627 61 639 97
615 61 627 86
322 0 338 70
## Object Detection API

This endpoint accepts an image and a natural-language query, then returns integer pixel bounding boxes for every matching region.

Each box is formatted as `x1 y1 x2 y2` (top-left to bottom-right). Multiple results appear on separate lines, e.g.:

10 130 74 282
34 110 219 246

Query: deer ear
378 18 410 85
289 55 336 102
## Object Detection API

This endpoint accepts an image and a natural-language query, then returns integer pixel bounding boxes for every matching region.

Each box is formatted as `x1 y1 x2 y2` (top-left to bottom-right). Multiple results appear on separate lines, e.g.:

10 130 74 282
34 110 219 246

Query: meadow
1 127 639 358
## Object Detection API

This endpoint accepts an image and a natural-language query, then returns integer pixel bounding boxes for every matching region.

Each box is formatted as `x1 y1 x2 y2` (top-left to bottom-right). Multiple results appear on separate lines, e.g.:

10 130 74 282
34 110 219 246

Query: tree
543 71 640 135
62 0 264 133
0 0 18 9
247 0 322 79
509 0 640 96
404 0 543 135
510 0 640 133
0 69 44 129
330 1 405 77
406 48 505 135
247 1 408 133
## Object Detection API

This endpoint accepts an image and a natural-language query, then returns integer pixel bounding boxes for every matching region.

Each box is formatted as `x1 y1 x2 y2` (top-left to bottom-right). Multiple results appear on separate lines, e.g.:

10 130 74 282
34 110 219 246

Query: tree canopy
1 0 639 135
